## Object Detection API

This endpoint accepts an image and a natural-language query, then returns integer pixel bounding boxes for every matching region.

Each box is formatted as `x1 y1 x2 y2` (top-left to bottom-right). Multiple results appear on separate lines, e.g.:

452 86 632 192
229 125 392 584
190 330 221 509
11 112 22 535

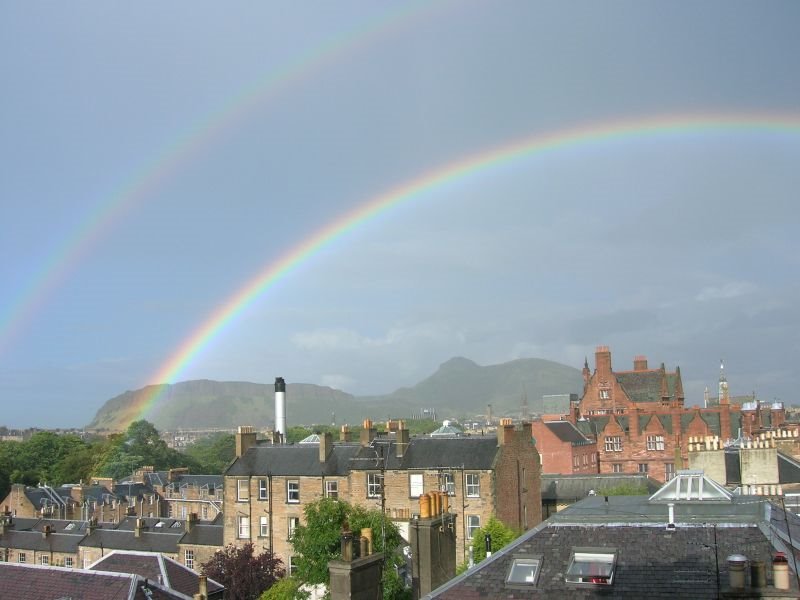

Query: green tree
469 516 520 565
259 578 310 600
181 433 235 473
94 420 202 479
290 498 409 599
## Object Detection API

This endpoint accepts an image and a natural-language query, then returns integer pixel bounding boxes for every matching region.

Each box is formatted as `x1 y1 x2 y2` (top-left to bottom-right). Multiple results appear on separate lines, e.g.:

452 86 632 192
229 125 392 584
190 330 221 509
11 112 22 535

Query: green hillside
87 357 583 431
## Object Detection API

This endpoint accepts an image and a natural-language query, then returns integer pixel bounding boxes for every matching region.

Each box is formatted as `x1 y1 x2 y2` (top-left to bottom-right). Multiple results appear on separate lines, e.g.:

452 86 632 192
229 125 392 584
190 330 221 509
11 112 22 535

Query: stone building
223 420 541 567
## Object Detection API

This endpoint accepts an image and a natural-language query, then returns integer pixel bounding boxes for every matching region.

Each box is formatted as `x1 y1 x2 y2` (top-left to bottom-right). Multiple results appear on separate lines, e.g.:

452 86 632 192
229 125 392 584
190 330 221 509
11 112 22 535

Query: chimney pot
727 555 748 589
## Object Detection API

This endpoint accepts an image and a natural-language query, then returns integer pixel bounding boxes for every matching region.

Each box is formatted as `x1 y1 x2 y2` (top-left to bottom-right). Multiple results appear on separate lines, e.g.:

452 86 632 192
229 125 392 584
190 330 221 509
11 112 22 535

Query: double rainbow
121 111 800 427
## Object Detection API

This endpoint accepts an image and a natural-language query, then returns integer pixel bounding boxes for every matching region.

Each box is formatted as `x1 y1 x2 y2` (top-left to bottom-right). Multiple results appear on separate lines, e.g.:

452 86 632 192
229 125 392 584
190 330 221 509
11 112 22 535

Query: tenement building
569 346 788 483
223 420 542 567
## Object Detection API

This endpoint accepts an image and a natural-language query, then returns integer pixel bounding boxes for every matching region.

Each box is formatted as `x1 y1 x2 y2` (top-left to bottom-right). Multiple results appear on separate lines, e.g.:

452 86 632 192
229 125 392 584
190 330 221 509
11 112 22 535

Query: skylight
565 550 616 585
506 556 541 585
649 470 732 502
155 521 164 528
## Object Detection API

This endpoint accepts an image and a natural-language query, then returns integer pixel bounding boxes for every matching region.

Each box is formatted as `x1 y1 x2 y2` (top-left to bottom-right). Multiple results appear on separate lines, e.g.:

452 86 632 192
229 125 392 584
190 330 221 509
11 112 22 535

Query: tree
94 420 202 479
468 517 520 565
597 483 649 496
290 498 409 599
259 578 310 600
181 432 235 473
201 543 284 600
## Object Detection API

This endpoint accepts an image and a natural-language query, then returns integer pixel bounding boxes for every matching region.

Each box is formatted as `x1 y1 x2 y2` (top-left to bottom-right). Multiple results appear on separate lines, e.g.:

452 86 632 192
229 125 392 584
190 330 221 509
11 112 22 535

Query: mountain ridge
87 356 583 431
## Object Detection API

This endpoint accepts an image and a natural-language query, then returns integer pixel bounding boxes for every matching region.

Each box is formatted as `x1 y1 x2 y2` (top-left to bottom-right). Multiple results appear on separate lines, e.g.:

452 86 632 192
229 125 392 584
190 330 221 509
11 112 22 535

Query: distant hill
87 357 583 431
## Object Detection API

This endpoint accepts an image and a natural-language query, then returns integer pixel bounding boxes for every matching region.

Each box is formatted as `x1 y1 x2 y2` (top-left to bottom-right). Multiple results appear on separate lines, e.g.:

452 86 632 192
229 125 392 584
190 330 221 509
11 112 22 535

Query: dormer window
599 389 610 400
565 549 616 585
505 555 542 586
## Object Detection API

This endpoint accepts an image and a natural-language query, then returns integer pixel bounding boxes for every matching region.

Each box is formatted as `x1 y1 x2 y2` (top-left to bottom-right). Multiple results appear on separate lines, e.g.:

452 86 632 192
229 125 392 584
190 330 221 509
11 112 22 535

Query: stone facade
224 421 542 567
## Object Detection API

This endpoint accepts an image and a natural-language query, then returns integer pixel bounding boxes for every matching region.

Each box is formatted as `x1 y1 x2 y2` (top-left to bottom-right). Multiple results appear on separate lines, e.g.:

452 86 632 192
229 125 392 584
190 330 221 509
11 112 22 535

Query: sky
1 1 799 428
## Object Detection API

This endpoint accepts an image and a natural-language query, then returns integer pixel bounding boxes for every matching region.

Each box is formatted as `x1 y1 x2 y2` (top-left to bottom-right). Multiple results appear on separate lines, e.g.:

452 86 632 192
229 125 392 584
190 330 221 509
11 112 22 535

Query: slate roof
226 436 502 477
542 421 594 446
615 369 681 403
33 518 90 534
81 529 181 553
22 486 73 509
428 482 798 599
113 482 155 501
144 472 223 487
0 562 189 600
427 523 786 599
179 523 223 547
90 550 224 598
0 530 84 553
116 517 184 533
541 474 660 501
226 443 363 477
778 450 800 485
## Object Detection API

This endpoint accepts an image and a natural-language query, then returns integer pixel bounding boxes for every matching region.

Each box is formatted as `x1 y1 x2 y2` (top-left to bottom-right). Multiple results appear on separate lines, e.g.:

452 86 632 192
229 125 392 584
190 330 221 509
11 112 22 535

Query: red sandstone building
531 420 599 475
569 346 788 483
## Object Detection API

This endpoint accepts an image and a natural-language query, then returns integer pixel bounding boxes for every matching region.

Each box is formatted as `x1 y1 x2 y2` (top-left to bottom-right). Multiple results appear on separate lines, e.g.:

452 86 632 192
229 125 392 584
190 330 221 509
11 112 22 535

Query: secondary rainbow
123 111 800 426
0 1 444 355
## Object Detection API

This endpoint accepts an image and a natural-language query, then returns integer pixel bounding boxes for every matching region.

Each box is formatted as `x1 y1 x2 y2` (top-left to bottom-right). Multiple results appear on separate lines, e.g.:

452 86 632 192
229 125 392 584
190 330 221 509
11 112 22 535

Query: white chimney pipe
275 377 286 438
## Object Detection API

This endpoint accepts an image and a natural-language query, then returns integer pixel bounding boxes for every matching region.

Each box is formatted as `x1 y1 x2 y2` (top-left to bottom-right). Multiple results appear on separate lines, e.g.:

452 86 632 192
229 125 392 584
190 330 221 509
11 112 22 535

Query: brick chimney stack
340 425 352 443
396 420 410 458
497 418 515 446
633 355 648 371
320 432 333 463
235 426 257 458
595 346 612 375
360 419 376 447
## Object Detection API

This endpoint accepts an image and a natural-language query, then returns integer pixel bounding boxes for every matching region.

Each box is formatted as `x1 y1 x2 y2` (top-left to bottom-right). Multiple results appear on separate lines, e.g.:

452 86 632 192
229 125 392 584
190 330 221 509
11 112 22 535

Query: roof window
565 549 616 585
505 555 541 586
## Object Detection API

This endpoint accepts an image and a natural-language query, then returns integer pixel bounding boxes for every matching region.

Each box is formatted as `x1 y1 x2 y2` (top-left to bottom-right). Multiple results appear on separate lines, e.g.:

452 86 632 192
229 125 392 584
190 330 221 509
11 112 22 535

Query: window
466 515 481 540
40 555 49 565
611 463 622 473
506 556 541 585
237 479 249 502
573 455 579 468
466 473 480 498
582 454 588 466
441 473 455 496
260 516 269 537
259 479 268 500
647 435 665 451
238 516 250 539
18 552 26 563
565 550 616 585
287 480 300 503
599 389 610 400
180 505 187 519
185 549 194 570
201 505 208 520
64 556 73 568
604 436 622 452
288 516 300 540
638 463 648 474
665 463 676 481
367 473 383 499
591 453 597 465
289 556 298 576
325 480 338 499
409 473 424 498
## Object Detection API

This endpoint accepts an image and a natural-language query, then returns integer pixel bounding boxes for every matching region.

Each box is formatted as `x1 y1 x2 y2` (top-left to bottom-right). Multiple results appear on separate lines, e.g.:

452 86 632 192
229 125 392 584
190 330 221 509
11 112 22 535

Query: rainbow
122 111 800 427
0 1 446 355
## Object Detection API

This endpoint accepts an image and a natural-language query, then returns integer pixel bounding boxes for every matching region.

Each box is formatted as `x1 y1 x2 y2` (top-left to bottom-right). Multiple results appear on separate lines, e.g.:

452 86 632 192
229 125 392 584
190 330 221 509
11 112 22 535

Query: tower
719 360 729 405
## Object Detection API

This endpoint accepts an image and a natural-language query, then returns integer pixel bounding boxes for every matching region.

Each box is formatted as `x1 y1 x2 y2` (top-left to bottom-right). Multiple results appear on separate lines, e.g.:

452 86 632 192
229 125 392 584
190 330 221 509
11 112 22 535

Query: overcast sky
2 1 799 428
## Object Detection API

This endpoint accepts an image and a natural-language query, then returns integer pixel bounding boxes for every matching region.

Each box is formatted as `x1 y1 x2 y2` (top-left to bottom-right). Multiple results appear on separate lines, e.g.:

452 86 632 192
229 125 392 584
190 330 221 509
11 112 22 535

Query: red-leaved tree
201 542 285 600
